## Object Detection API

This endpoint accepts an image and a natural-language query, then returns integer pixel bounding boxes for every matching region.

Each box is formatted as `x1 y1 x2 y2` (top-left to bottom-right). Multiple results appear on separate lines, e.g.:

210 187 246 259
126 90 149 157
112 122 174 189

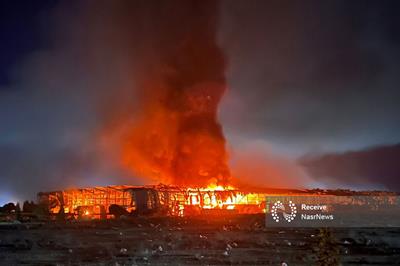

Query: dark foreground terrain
1 214 399 265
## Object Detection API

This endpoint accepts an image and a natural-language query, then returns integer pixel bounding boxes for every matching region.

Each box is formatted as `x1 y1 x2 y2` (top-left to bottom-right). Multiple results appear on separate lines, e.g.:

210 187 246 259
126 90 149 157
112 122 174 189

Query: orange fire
182 184 267 215
113 1 231 189
121 81 231 188
39 184 269 219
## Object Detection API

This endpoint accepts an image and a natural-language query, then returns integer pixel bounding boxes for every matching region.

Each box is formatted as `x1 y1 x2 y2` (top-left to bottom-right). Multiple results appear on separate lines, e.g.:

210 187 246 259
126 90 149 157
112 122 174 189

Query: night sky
1 0 400 203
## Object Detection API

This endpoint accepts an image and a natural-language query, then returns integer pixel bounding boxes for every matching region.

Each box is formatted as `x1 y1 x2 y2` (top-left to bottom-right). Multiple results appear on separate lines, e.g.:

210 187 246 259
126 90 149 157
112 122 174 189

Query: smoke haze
300 143 400 191
1 0 400 203
1 0 232 201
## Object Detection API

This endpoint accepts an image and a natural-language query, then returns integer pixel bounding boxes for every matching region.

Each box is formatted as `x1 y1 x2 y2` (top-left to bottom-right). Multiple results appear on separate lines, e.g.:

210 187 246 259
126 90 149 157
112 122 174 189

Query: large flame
121 1 231 187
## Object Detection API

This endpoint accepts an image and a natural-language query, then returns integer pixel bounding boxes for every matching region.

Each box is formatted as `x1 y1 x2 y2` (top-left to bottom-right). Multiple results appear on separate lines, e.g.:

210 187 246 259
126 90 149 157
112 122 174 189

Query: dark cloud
300 143 400 192
219 0 400 154
0 0 57 86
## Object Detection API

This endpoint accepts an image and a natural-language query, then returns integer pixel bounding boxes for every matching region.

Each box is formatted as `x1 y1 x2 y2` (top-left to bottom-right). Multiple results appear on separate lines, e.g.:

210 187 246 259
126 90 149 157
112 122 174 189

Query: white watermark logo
271 200 297 223
266 195 400 227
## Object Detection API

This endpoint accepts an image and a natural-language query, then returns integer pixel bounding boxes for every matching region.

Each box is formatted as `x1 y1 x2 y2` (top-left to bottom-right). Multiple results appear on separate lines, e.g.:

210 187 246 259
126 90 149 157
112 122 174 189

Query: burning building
37 184 270 219
37 1 377 220
35 1 277 220
37 184 398 220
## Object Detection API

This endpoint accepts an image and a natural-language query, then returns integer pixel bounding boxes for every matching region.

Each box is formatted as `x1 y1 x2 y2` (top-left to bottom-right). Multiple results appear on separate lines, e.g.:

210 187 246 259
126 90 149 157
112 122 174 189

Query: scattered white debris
284 240 292 246
223 250 229 256
195 253 204 260
199 234 207 239
120 248 128 254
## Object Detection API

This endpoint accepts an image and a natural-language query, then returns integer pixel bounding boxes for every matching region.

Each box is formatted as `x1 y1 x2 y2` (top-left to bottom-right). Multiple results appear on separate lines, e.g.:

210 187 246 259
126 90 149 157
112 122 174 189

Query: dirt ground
0 214 399 265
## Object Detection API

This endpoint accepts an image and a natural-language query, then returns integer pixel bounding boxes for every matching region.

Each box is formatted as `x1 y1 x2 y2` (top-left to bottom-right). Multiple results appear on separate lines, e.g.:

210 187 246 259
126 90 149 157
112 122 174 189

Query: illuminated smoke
121 0 230 186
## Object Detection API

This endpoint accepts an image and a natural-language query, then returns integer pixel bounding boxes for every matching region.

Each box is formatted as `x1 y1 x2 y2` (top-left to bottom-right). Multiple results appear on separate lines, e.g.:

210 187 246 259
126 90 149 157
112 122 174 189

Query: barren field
1 214 399 265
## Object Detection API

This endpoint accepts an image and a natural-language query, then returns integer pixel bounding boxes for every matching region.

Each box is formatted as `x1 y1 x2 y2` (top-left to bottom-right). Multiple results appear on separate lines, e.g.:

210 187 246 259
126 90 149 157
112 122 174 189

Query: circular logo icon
271 200 297 223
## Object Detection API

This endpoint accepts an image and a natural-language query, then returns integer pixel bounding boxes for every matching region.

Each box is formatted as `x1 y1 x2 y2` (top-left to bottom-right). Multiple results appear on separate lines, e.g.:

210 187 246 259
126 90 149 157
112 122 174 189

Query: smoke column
121 0 231 186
